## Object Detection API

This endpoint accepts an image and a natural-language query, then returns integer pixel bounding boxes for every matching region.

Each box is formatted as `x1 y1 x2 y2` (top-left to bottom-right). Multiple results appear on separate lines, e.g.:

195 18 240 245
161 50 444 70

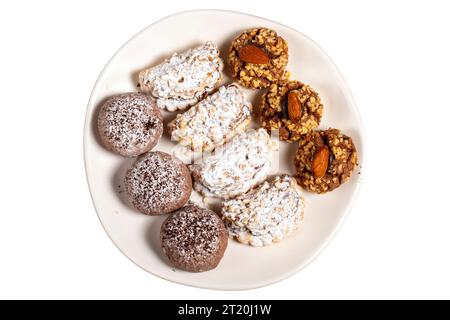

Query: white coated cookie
221 175 305 247
168 83 252 151
190 129 273 199
138 42 223 111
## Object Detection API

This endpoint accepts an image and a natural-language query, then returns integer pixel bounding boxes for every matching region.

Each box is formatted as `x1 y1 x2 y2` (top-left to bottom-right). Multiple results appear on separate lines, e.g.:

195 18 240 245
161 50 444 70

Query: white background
0 0 449 300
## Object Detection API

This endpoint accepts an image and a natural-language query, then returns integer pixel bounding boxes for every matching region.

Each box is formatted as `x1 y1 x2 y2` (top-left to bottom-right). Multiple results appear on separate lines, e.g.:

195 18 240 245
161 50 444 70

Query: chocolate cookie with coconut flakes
125 151 192 215
97 93 163 157
161 204 228 272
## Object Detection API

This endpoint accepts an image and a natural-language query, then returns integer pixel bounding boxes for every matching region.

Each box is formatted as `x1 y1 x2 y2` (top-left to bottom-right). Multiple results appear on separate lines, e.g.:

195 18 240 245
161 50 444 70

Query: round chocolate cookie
97 93 163 157
125 151 192 215
228 27 288 89
160 204 228 272
294 129 358 194
261 81 323 142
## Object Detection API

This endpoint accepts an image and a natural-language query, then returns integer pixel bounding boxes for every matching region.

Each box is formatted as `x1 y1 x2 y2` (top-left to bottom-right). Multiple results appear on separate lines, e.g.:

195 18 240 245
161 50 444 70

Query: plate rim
83 9 366 291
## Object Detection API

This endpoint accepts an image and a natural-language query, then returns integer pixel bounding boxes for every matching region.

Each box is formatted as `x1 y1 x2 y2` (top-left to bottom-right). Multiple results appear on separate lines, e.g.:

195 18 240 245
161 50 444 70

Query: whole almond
312 145 330 179
238 44 270 64
287 91 302 123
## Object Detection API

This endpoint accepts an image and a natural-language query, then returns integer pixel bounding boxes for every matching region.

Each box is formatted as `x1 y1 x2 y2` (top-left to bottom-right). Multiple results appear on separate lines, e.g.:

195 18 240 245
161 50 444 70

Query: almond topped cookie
228 28 289 89
139 42 223 111
294 129 358 193
261 80 323 142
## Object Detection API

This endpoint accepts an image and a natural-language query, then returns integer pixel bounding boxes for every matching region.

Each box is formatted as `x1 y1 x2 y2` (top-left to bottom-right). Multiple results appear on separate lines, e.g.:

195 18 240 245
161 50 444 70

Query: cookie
228 27 288 89
125 151 192 215
222 175 305 247
190 128 273 199
138 42 223 111
294 129 358 193
261 81 323 142
97 93 163 157
161 204 228 272
168 83 252 151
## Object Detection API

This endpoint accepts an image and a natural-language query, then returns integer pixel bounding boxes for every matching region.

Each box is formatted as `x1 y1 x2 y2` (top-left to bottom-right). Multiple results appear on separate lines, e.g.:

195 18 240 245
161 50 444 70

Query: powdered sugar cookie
190 128 273 199
222 175 305 247
97 93 163 157
161 204 228 272
168 83 252 151
138 42 223 111
125 152 192 215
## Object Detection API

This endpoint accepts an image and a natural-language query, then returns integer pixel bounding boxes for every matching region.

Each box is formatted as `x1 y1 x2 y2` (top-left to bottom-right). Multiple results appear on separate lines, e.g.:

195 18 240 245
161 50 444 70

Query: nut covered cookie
294 129 358 193
261 81 323 142
228 28 288 89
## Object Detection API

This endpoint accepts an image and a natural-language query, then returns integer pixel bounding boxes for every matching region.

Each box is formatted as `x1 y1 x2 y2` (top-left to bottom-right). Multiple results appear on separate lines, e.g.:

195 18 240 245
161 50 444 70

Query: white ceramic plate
84 10 365 290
